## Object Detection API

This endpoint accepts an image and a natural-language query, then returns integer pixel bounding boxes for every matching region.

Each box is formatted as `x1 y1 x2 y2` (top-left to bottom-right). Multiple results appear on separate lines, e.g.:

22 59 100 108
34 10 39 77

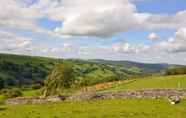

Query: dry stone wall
5 89 186 105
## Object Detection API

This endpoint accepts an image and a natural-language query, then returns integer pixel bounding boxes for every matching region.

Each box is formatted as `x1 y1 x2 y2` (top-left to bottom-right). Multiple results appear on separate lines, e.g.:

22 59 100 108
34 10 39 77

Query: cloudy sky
0 0 186 65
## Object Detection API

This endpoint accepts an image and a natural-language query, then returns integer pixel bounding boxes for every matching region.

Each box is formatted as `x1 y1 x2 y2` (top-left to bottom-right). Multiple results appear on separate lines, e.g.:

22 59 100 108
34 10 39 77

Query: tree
165 67 186 75
0 78 5 89
43 63 75 96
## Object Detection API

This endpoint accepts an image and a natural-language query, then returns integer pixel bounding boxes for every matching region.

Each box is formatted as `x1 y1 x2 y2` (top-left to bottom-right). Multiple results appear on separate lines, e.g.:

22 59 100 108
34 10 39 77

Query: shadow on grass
0 107 6 111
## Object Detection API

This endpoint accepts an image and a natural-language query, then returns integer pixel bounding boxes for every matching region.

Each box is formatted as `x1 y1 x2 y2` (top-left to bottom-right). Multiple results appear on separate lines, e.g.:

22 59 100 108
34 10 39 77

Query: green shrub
3 88 23 99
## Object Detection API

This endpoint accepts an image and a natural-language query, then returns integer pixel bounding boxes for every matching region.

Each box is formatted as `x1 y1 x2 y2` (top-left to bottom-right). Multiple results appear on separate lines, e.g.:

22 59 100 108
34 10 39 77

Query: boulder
168 96 180 105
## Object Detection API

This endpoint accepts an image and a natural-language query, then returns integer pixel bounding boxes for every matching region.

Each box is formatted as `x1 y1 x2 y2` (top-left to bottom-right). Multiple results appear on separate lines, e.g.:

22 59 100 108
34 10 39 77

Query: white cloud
51 0 146 37
147 32 159 40
156 27 186 53
45 0 186 37
0 31 32 52
111 27 186 54
0 0 64 38
145 11 186 30
112 40 150 53
0 0 186 38
0 0 42 29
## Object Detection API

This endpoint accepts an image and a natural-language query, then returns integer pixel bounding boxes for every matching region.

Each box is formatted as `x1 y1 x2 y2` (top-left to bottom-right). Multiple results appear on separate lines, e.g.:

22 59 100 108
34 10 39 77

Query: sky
0 0 186 65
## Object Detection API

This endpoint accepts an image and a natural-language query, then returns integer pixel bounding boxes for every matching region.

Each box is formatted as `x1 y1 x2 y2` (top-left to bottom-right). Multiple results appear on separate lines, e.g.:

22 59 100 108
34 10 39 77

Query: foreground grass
0 99 186 118
101 75 186 92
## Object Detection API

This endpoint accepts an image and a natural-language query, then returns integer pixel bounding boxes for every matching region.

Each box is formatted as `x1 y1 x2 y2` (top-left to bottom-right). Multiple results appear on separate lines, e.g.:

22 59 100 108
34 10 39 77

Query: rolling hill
90 59 171 73
0 53 178 89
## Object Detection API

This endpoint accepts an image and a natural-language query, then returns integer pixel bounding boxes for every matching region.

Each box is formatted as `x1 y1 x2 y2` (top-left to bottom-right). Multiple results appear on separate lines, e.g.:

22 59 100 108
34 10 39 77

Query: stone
168 96 180 105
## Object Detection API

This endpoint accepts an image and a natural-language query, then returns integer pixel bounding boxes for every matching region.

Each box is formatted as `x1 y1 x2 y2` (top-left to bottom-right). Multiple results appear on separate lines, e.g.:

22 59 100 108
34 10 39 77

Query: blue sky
0 0 186 64
136 0 186 14
37 18 62 30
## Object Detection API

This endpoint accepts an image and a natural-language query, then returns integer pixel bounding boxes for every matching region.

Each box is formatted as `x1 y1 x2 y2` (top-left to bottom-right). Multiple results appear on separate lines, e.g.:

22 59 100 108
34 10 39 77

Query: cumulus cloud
34 42 77 58
0 0 63 38
0 0 42 29
156 28 186 53
0 31 32 54
147 32 159 40
145 11 186 30
0 31 32 52
52 0 148 37
0 30 67 57
0 0 186 37
112 40 150 53
111 27 186 54
47 0 186 37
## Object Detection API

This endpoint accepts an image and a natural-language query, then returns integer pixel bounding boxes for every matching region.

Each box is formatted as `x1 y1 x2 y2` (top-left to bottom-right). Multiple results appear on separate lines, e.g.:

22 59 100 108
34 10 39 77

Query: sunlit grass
101 75 186 92
0 99 186 118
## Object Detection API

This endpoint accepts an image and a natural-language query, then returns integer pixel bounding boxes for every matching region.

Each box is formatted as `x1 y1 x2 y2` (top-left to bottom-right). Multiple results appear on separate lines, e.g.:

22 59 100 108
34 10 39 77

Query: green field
101 75 186 92
23 89 41 97
0 99 186 118
0 53 186 118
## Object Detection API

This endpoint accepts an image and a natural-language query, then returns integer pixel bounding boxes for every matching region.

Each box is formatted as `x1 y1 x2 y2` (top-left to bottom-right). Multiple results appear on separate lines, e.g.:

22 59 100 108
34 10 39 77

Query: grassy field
23 89 41 97
0 99 186 118
0 75 186 118
0 90 40 103
100 75 186 92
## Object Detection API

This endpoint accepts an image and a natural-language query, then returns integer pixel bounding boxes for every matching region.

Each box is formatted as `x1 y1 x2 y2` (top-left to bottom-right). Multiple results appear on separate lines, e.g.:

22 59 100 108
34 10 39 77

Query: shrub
3 88 23 99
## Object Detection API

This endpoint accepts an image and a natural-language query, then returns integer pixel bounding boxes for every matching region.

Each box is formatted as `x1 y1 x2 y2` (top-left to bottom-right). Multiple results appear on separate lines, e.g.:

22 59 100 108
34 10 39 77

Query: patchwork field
0 99 186 118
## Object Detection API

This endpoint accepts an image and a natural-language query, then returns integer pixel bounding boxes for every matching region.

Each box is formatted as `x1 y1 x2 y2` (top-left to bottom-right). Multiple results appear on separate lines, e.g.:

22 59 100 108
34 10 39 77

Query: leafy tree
0 78 5 89
165 67 186 75
43 63 75 96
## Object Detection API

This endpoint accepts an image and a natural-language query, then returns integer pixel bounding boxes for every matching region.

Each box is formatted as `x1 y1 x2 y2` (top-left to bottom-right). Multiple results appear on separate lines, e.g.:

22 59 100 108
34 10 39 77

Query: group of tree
0 60 48 89
165 66 186 75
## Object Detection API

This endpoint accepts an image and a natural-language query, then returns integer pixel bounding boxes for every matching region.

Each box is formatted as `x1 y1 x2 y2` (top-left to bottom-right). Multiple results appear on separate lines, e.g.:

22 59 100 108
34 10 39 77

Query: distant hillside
90 59 171 73
0 53 177 89
0 53 59 89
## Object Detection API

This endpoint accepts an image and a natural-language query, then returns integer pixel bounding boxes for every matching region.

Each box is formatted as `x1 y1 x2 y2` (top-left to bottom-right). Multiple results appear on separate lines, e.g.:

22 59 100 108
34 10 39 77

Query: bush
3 88 23 99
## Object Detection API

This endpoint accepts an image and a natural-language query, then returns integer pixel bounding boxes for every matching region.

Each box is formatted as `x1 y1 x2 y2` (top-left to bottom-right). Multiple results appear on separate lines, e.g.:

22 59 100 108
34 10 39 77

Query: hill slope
90 59 171 73
0 53 58 89
0 53 138 89
0 53 176 89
